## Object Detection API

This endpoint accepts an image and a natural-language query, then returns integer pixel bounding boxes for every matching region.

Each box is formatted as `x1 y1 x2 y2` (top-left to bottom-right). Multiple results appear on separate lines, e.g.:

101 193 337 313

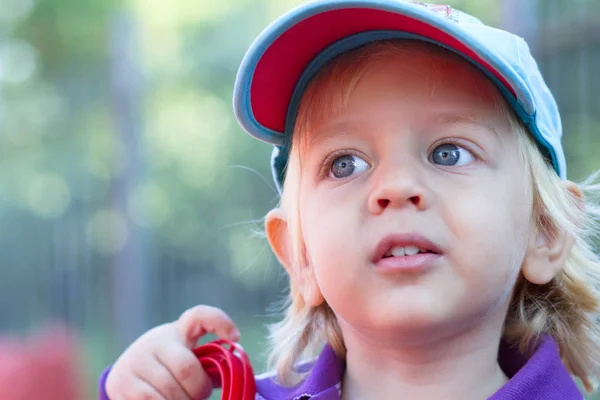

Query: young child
100 1 600 399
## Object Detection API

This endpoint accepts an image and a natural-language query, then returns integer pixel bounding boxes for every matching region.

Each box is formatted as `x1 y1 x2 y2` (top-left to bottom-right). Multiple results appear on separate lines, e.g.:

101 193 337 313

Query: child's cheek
303 192 354 249
443 178 531 281
301 189 362 269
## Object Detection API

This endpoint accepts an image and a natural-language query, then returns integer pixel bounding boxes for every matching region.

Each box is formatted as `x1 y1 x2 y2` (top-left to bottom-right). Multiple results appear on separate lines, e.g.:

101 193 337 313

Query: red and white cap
232 0 565 189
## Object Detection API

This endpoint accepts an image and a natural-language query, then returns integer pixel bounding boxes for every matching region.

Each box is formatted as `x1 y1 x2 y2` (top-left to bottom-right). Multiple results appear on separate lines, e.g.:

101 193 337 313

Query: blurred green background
0 0 599 398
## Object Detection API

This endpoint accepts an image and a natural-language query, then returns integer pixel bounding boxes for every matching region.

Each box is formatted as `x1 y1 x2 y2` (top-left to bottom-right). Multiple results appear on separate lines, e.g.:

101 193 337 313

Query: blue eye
329 154 369 179
430 143 475 166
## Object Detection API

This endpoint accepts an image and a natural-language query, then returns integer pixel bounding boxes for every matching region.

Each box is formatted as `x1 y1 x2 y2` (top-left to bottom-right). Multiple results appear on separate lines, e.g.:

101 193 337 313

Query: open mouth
383 246 435 258
372 233 443 263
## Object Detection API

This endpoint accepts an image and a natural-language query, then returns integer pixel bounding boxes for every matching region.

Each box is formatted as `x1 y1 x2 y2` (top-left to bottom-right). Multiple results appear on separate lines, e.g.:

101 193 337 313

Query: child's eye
329 154 369 179
429 143 475 167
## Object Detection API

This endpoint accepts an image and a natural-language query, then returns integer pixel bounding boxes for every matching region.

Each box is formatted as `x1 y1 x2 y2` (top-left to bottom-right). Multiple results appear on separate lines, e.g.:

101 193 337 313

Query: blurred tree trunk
501 0 538 48
109 11 149 350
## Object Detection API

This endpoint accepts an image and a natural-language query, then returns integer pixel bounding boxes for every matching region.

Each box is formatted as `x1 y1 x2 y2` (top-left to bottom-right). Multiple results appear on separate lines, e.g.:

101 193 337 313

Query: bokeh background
0 0 599 398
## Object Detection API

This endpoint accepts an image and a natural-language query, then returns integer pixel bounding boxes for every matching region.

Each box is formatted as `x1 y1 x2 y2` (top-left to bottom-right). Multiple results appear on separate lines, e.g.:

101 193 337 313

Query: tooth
404 246 419 256
391 246 405 257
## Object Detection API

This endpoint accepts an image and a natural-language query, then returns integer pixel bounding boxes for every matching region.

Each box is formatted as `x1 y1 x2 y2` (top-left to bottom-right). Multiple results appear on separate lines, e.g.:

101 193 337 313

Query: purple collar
256 336 583 399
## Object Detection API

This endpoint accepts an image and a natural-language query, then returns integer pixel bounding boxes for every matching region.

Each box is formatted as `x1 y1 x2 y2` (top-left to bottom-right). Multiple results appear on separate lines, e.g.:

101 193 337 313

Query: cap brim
233 0 534 146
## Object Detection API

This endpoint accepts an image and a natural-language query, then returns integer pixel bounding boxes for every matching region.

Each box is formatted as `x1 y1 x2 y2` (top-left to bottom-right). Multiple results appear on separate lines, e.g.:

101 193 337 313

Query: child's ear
265 208 292 270
522 181 584 285
265 208 325 307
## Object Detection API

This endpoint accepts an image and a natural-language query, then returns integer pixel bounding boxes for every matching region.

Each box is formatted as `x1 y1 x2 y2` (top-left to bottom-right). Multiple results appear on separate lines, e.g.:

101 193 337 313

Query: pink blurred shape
0 325 83 399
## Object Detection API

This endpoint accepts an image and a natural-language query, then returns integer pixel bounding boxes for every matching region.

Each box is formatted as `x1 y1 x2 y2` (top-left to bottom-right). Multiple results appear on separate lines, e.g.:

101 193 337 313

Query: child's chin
362 299 500 346
392 312 449 332
364 307 455 336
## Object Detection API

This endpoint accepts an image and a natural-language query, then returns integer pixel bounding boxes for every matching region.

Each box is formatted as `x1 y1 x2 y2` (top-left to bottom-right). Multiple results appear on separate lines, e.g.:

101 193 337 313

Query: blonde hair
266 40 600 391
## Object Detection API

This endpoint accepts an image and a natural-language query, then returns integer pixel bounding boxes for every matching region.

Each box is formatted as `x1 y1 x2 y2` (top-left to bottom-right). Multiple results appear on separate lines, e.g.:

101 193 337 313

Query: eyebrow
429 111 501 137
305 110 502 148
308 120 360 147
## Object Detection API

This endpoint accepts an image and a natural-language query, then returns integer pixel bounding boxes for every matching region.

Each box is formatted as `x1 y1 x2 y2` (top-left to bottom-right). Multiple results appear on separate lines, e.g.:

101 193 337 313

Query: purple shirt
99 335 583 399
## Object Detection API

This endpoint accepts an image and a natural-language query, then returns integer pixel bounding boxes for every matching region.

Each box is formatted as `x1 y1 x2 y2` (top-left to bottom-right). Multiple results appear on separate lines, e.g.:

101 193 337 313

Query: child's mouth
373 232 443 262
383 246 433 258
372 233 443 272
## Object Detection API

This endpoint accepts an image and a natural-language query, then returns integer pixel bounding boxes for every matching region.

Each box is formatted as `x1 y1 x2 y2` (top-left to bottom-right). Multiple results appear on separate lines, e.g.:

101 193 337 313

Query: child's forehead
297 43 507 136
355 52 496 97
325 43 497 94
305 107 503 148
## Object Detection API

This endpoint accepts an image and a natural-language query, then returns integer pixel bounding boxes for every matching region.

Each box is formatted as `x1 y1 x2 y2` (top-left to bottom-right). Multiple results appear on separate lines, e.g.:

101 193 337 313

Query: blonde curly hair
266 40 600 392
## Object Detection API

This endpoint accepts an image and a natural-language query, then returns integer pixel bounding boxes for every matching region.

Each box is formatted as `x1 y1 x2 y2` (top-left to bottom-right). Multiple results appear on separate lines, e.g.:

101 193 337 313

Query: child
100 1 600 399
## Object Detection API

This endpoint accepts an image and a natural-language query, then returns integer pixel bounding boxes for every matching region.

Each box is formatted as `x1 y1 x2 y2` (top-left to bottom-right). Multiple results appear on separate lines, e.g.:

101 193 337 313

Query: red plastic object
193 340 257 400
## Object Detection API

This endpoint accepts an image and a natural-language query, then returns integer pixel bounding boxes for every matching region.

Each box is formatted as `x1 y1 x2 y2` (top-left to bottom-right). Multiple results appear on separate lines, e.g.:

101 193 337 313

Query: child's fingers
133 355 192 400
106 371 167 400
125 380 167 400
176 305 240 348
154 344 213 400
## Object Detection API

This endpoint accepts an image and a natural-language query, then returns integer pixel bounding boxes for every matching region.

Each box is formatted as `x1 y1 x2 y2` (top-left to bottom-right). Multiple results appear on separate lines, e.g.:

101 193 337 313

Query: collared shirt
98 335 584 399
254 336 583 399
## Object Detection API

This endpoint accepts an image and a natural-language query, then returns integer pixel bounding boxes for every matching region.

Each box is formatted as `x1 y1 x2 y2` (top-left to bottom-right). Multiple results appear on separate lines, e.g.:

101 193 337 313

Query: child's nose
367 165 429 214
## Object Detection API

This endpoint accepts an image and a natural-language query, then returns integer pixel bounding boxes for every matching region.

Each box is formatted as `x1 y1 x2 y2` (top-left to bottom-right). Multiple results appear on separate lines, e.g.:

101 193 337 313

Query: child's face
297 49 535 343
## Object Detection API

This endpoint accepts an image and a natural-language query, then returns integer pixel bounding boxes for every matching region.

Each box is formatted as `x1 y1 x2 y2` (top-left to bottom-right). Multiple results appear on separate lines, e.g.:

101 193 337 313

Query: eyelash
318 138 483 177
430 138 483 163
318 149 367 177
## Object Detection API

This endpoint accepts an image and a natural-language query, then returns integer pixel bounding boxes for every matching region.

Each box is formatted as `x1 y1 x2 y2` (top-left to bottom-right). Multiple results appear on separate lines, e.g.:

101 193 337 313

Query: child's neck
340 320 508 400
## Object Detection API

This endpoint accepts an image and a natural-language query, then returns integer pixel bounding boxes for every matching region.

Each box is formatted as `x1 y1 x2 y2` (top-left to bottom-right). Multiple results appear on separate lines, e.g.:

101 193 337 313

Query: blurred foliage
0 0 599 398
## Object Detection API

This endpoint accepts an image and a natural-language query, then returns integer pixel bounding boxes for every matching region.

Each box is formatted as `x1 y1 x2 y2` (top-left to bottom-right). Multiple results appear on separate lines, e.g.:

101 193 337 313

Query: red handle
193 340 256 400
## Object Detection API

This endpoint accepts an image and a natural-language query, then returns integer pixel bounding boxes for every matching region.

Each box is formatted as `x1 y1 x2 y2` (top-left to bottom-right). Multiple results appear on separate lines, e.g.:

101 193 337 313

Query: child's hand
105 305 241 399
